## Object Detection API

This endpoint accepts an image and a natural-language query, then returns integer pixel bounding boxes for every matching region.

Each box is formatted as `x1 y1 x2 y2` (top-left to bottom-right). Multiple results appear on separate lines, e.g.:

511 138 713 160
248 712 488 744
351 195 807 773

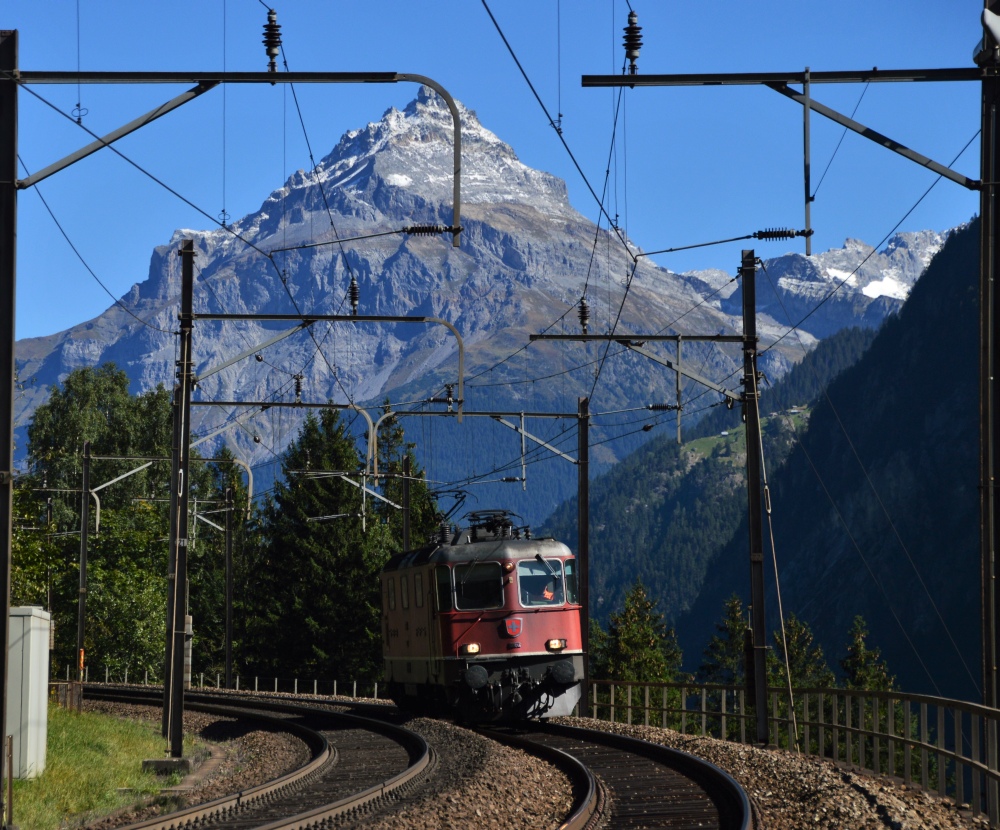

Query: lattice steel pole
0 30 16 828
741 250 769 745
168 240 195 758
979 3 1000 822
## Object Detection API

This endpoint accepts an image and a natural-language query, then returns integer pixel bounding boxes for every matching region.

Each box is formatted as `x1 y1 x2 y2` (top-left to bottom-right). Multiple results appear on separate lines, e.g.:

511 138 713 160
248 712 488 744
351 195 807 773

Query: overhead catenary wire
17 156 174 336
440 406 687 493
791 431 943 695
746 131 983 692
762 130 980 356
811 81 870 201
12 74 359 413
19 71 340 409
458 9 634 396
12 78 275 263
555 0 563 134
72 0 86 125
268 225 453 255
757 257 981 696
480 0 637 263
468 224 786 396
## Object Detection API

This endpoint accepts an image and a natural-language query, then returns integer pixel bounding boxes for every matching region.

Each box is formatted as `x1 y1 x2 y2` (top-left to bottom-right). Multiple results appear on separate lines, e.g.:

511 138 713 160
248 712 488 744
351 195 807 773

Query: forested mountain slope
677 220 980 701
541 324 878 626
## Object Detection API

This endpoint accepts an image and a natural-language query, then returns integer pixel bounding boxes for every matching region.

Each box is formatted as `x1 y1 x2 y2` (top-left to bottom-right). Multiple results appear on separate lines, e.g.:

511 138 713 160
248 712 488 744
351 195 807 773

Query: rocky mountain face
13 87 952 525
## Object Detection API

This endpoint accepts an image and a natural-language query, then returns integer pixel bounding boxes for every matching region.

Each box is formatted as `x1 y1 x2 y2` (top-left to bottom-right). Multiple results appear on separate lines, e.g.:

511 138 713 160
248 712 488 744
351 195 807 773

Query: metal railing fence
70 665 384 701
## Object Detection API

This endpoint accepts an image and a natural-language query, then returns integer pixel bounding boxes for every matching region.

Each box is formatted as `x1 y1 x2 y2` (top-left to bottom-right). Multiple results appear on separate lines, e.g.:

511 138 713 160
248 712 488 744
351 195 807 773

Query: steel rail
528 721 754 830
85 686 334 830
478 727 603 830
84 685 432 830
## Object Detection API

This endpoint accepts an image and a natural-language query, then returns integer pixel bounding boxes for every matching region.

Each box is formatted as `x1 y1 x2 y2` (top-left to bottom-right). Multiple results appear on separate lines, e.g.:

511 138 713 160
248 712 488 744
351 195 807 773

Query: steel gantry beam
582 65 981 254
12 70 463 247
582 68 980 87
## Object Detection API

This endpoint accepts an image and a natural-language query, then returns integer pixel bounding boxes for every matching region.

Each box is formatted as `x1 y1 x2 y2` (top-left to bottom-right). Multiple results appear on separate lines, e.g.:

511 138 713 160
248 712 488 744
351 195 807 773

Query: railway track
85 686 433 830
483 721 756 830
85 687 754 828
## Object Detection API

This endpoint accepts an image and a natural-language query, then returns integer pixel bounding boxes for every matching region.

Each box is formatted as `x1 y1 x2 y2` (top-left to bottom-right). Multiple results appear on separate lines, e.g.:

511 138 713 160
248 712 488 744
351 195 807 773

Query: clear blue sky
5 0 983 340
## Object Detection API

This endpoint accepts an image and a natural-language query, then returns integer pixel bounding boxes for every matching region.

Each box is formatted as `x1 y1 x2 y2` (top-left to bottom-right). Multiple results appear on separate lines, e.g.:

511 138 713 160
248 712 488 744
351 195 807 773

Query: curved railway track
482 721 756 830
85 687 754 829
85 686 433 830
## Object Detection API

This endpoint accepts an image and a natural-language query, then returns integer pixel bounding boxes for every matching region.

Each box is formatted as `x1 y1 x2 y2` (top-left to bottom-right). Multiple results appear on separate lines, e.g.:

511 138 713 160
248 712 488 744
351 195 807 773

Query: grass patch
12 703 197 830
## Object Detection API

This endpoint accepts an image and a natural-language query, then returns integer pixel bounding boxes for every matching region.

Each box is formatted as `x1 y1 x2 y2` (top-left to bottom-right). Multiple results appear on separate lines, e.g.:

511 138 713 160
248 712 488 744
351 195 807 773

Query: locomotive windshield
454 562 504 610
518 558 566 607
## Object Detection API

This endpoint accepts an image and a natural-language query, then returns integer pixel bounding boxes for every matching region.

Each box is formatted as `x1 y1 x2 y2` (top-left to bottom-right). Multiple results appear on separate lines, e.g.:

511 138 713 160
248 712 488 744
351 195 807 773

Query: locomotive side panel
382 565 437 687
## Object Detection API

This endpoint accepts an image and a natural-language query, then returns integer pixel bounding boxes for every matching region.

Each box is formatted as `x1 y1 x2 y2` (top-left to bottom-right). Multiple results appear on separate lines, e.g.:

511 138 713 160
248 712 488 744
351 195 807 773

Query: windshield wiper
535 553 560 580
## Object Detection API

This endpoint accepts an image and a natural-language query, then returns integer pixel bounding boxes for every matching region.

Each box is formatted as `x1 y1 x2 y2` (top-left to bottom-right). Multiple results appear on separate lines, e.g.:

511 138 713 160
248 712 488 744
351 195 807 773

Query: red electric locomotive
381 510 584 721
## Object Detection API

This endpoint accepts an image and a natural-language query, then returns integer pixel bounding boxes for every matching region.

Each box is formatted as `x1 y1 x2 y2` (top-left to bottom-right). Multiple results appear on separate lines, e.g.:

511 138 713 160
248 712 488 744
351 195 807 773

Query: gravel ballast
555 716 990 830
77 698 994 829
80 701 309 830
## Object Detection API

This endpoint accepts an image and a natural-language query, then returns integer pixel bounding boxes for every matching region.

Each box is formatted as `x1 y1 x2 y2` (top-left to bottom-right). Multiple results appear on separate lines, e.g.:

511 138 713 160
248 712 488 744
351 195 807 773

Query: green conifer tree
375 403 439 550
698 594 748 685
767 613 835 689
840 615 895 691
589 617 610 679
252 410 382 680
605 580 681 682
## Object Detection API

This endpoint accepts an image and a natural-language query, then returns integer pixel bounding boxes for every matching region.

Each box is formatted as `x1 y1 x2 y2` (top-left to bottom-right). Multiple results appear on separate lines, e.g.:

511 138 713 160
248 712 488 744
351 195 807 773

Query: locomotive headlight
458 643 481 656
546 639 567 652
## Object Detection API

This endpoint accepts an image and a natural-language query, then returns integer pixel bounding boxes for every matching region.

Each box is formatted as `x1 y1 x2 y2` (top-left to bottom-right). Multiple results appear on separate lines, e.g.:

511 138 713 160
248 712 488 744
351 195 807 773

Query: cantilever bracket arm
194 513 224 533
490 415 577 465
766 81 980 191
194 312 465 426
621 341 742 402
16 82 219 189
194 319 316 384
398 73 462 247
15 70 462 245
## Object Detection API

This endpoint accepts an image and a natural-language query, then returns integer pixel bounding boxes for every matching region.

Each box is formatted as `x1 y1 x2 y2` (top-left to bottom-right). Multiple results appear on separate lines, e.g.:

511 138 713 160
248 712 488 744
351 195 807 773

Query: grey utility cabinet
7 606 50 778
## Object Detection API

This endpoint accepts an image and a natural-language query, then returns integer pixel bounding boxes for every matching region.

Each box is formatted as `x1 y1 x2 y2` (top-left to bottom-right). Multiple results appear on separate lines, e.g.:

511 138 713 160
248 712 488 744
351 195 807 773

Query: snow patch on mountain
679 227 957 338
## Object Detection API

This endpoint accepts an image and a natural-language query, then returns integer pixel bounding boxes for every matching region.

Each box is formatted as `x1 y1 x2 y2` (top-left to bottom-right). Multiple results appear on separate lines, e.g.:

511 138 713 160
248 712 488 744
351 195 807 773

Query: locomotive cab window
387 577 396 611
401 574 409 610
564 558 579 604
414 572 424 608
454 562 504 610
435 566 453 612
518 559 565 606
